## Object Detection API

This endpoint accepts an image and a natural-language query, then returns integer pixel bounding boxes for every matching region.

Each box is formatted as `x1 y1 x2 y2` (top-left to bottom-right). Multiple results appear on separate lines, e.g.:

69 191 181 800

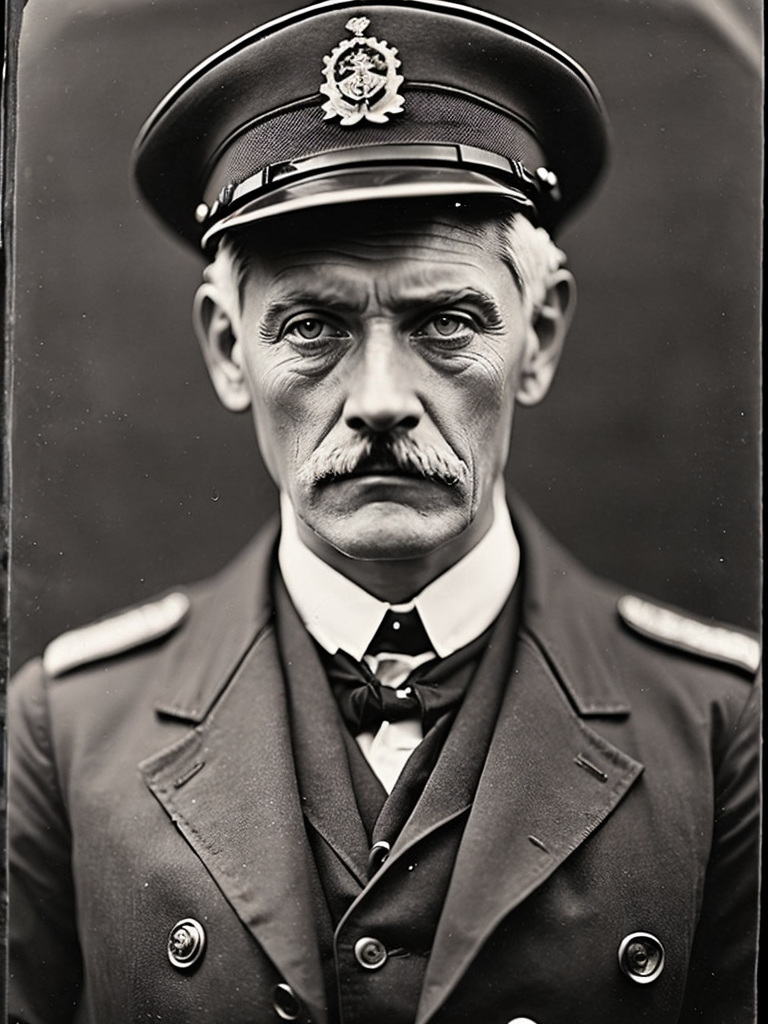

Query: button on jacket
7 498 759 1024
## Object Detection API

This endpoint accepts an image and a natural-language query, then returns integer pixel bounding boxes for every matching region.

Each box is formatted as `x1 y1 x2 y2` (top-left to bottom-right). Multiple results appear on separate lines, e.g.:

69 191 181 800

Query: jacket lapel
139 523 328 1024
416 632 643 1022
415 499 644 1023
274 575 371 886
386 595 518 866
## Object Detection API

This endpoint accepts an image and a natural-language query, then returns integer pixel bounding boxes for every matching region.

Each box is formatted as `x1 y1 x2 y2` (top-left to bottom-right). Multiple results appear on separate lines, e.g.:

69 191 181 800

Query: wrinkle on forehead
216 206 540 311
251 250 507 324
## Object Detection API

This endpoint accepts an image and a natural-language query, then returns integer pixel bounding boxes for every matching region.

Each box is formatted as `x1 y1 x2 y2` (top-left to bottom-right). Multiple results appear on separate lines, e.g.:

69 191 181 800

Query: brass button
167 918 206 969
618 932 665 984
273 982 302 1020
354 936 388 970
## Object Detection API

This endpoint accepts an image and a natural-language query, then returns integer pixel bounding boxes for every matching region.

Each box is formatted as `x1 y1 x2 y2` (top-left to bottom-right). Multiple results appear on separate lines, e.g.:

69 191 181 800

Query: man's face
199 207 566 566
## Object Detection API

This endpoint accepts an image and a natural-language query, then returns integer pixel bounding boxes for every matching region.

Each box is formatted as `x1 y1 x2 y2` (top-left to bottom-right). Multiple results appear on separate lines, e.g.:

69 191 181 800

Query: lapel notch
153 524 279 724
512 496 632 716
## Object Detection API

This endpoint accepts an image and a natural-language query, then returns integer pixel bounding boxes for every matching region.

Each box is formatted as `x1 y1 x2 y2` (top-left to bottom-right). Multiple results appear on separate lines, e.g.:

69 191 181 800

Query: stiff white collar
278 483 519 661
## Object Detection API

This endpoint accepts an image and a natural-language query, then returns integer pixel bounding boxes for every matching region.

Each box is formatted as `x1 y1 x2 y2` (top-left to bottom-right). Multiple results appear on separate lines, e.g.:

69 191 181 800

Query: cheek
247 359 340 477
435 348 519 458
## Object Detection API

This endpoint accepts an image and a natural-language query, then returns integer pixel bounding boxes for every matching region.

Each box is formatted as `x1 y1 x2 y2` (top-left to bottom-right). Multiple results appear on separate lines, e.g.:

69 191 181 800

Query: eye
413 312 477 349
431 315 466 336
292 318 327 340
282 315 350 350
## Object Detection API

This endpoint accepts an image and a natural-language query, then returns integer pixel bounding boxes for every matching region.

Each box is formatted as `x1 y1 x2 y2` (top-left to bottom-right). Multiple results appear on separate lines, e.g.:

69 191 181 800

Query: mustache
298 433 469 488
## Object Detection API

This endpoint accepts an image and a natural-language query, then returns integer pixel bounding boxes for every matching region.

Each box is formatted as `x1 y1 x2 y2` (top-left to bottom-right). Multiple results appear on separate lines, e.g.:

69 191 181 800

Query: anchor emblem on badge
320 16 405 125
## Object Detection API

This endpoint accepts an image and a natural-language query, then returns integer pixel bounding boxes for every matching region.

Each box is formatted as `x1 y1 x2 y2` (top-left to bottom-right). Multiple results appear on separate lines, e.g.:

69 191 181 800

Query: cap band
198 142 554 241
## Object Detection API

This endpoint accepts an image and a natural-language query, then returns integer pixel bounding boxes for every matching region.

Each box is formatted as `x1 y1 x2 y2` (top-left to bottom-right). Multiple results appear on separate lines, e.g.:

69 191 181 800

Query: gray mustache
299 433 468 488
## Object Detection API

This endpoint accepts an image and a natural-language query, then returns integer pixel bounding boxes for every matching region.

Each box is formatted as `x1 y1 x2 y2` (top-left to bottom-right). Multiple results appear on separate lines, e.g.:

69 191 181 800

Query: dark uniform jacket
7 499 760 1024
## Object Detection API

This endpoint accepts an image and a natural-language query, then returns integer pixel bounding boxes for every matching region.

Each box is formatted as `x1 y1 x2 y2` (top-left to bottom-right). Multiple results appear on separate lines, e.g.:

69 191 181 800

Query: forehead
226 201 514 298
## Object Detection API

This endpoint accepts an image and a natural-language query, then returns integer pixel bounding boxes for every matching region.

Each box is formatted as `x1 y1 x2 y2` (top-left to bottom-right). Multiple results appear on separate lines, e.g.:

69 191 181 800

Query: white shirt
278 484 520 791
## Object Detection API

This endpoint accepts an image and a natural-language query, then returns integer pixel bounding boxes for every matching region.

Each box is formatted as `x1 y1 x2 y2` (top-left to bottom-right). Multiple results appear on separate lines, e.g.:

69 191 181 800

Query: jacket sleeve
7 660 83 1024
678 674 760 1024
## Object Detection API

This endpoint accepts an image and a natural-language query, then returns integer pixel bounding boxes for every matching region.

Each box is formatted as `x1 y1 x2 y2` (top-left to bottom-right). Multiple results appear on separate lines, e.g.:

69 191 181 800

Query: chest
57 634 715 1024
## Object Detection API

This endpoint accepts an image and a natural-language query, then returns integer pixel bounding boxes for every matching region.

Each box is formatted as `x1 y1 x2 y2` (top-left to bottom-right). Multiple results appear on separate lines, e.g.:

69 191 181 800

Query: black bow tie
325 606 440 733
323 651 471 736
329 654 423 733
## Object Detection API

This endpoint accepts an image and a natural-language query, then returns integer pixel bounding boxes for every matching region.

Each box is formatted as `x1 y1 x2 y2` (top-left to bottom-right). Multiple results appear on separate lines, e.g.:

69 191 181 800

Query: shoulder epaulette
43 591 191 678
617 594 761 675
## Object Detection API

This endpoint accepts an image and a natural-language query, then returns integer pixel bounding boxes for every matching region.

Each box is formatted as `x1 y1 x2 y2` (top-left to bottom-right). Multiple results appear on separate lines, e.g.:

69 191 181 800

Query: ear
192 282 251 412
516 269 576 406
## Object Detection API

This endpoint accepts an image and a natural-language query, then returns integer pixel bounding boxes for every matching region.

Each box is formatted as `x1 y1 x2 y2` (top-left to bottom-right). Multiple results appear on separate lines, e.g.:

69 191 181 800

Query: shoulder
510 494 760 683
40 590 191 679
616 592 761 678
8 589 194 731
10 525 277 727
607 587 760 758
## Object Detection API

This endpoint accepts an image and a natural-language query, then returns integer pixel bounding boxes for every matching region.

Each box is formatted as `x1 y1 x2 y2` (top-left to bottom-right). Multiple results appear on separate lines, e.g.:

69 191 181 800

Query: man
7 2 760 1023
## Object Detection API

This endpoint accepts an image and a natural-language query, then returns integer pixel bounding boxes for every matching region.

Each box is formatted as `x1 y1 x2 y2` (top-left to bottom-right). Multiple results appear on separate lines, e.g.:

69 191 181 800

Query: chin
314 502 472 563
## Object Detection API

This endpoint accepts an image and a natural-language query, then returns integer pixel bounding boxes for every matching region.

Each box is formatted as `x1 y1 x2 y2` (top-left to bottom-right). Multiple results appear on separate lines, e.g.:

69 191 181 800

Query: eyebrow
258 285 505 340
389 288 505 328
258 290 367 340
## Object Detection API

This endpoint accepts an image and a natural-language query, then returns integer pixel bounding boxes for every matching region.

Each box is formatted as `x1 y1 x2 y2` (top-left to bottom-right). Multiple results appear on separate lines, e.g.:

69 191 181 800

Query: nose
343 330 423 433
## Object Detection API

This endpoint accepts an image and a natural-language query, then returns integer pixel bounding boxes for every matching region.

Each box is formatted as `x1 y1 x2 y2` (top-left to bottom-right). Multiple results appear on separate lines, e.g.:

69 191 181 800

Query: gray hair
496 212 568 316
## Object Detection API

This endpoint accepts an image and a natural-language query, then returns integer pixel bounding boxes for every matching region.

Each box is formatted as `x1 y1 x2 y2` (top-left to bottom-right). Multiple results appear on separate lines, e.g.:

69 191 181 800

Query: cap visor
201 166 532 247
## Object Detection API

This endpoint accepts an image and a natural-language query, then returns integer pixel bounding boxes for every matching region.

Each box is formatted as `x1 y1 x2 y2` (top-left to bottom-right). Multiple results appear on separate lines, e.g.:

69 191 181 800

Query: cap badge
320 16 405 126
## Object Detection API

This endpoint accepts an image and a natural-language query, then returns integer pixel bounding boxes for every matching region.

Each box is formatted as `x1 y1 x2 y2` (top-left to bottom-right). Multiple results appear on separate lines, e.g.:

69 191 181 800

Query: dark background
8 0 762 673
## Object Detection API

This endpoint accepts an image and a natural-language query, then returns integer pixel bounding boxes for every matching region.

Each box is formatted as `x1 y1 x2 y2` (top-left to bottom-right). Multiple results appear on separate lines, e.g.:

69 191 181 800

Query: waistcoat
274 573 521 1024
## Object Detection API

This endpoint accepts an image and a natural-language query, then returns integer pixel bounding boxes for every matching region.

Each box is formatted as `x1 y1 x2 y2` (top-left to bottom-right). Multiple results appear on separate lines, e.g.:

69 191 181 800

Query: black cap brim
201 165 533 247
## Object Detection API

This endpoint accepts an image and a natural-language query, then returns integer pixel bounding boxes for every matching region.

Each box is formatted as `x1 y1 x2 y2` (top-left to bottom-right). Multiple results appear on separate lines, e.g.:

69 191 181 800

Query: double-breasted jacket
8 500 760 1024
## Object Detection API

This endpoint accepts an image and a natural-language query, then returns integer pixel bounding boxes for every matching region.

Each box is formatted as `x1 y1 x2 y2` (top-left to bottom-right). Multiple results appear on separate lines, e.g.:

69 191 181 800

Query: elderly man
7 3 759 1024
